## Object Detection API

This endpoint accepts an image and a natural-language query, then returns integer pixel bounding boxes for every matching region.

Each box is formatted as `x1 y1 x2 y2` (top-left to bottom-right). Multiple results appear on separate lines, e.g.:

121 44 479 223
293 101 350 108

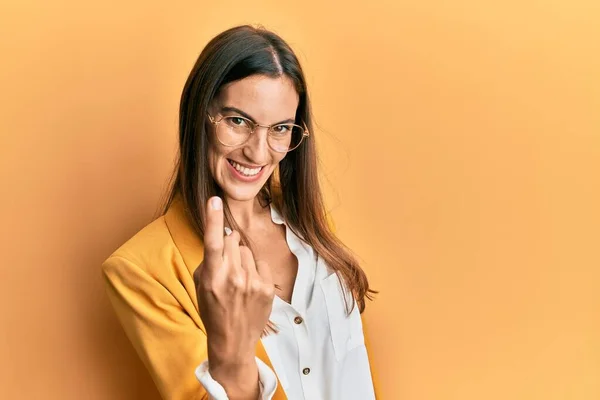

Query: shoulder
102 215 180 278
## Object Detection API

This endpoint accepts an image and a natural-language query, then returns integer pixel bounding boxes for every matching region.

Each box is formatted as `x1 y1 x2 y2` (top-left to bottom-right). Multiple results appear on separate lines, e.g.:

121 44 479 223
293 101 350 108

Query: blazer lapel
165 194 287 400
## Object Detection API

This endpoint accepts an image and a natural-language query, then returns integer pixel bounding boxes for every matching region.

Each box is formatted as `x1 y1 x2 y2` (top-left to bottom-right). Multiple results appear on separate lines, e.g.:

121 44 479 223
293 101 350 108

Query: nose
242 126 271 163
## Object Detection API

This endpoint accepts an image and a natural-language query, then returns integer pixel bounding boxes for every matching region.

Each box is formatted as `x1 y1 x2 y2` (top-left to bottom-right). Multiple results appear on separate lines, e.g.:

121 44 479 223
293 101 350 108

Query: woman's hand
194 196 275 398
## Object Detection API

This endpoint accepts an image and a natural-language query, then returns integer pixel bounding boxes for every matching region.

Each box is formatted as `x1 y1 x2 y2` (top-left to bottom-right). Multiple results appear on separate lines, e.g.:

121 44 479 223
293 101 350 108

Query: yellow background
1 1 599 399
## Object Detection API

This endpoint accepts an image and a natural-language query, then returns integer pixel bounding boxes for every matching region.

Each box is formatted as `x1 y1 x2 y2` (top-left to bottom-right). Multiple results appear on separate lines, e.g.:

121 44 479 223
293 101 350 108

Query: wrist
209 357 259 399
208 352 256 371
207 337 256 365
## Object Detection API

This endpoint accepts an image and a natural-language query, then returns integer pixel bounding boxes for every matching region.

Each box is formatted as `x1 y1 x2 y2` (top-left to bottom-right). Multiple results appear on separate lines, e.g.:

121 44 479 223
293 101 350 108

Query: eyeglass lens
218 116 304 152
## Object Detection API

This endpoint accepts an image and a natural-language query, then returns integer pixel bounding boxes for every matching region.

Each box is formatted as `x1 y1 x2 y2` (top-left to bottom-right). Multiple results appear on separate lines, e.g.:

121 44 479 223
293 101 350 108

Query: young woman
102 25 379 400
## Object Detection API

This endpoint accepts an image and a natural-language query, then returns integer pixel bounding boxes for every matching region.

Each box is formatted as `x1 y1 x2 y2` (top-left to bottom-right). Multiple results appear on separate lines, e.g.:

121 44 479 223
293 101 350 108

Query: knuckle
198 278 216 293
249 279 262 293
228 274 246 290
196 270 225 294
200 283 214 293
204 239 222 252
262 284 275 299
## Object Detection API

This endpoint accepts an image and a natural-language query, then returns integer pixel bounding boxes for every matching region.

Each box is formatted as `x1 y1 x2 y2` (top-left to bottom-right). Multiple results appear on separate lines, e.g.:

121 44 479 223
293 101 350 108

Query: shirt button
302 367 311 375
294 316 303 324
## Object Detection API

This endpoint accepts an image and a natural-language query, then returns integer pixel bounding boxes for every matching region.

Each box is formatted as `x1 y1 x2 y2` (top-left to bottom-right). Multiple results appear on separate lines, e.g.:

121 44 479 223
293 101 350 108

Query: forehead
215 75 299 123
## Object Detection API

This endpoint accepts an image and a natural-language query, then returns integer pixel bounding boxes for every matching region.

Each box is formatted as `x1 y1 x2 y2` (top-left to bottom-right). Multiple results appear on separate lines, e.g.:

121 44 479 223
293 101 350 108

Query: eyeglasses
207 113 310 153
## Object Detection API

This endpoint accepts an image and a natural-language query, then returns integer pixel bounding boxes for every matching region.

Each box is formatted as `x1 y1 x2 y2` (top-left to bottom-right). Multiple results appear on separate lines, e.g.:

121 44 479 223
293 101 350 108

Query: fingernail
224 227 232 236
210 197 222 210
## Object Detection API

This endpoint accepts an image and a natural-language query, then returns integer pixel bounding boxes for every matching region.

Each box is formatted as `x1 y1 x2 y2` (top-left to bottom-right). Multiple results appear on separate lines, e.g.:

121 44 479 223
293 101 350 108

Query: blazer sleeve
102 255 209 400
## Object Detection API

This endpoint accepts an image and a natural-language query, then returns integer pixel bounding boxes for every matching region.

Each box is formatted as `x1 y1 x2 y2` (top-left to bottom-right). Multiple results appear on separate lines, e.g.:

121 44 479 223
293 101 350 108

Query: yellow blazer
102 194 380 399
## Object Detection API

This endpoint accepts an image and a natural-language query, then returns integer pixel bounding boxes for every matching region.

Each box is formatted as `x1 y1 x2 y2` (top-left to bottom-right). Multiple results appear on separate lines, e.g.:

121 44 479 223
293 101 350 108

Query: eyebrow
220 106 296 125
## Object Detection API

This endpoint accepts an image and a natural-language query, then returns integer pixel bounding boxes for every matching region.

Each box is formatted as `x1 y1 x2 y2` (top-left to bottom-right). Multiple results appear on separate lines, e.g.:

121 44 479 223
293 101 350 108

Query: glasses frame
207 113 310 153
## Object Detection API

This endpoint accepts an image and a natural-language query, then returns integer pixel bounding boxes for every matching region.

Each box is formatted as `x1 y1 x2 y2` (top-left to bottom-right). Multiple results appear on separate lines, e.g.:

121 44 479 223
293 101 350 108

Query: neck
225 195 268 231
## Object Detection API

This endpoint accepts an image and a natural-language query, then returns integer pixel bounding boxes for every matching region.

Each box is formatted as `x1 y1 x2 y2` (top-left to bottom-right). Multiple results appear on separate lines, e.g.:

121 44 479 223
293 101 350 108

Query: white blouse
195 206 376 400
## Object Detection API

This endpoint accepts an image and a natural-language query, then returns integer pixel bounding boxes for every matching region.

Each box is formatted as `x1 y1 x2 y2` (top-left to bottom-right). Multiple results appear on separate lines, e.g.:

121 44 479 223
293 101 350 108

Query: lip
226 159 266 183
227 159 264 169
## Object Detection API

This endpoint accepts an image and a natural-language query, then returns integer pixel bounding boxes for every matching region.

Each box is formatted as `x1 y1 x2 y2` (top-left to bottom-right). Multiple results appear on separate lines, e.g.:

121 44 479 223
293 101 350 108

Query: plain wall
1 0 599 399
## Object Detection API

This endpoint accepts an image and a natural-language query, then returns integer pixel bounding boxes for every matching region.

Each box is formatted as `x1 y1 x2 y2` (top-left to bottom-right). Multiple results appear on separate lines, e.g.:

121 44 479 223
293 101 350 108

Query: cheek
207 143 225 177
208 138 228 159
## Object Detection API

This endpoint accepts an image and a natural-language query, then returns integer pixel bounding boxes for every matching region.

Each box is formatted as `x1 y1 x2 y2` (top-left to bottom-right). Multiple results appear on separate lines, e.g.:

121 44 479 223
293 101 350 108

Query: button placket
285 307 318 399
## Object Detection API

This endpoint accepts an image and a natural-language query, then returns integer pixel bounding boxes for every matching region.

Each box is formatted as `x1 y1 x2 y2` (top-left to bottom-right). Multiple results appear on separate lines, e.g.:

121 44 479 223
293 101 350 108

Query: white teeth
229 160 262 176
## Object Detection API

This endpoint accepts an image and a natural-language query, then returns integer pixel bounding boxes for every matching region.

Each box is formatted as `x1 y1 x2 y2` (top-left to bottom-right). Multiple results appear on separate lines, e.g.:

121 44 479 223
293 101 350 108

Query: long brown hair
160 25 375 312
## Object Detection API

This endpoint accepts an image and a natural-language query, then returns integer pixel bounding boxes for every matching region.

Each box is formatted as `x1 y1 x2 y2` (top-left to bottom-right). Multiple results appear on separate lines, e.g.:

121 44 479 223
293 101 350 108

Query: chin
222 186 261 202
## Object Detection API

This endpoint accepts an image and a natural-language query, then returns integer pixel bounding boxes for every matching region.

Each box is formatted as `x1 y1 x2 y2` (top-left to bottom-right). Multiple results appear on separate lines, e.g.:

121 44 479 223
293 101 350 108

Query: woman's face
207 75 299 202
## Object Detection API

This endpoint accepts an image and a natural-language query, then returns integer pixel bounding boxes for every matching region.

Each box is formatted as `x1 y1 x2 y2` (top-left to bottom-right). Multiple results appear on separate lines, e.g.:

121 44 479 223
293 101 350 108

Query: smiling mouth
227 159 264 177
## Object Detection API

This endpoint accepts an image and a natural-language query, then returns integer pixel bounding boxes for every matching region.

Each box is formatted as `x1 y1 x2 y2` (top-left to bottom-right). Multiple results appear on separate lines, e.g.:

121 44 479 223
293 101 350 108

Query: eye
272 124 291 135
230 116 247 126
